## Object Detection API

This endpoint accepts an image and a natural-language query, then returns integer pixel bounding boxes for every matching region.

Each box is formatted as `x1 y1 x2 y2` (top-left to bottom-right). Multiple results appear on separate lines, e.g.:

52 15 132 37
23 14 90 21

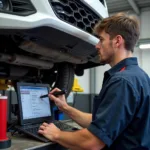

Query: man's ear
114 35 123 48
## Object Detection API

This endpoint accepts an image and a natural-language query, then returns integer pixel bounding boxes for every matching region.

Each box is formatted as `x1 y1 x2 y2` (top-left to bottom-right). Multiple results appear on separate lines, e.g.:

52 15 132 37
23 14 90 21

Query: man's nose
95 41 101 50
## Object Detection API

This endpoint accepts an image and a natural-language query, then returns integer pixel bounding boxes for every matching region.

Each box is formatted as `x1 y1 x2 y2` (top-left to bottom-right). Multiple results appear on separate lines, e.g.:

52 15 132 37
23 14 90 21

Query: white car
0 0 108 96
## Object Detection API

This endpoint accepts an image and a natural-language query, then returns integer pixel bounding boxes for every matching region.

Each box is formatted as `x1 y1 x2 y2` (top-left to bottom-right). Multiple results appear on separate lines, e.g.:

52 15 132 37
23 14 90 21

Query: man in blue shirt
38 13 150 150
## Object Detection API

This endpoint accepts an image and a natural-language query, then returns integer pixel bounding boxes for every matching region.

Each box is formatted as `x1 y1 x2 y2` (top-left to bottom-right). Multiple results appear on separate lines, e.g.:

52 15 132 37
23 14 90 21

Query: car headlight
0 0 12 11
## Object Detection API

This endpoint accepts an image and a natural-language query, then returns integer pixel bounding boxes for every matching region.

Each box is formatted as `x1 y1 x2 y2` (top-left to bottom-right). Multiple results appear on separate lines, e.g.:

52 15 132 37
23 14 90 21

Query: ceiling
105 0 150 15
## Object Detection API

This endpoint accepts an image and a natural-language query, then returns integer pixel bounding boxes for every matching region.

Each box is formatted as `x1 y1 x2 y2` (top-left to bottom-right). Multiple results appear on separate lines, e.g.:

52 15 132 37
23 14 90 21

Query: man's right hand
48 88 68 112
49 88 92 128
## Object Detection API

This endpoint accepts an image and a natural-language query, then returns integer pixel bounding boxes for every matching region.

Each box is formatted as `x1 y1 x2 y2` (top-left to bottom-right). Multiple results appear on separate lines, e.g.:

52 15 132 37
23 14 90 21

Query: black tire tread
54 63 74 97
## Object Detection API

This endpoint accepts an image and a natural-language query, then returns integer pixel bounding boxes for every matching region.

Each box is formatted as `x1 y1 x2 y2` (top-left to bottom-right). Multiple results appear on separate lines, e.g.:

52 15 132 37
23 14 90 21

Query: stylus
40 90 67 98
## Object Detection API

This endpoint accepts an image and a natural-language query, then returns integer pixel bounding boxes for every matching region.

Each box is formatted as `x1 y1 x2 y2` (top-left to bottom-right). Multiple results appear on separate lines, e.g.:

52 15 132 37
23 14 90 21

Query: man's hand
49 88 92 128
49 88 68 111
38 122 61 141
38 122 105 150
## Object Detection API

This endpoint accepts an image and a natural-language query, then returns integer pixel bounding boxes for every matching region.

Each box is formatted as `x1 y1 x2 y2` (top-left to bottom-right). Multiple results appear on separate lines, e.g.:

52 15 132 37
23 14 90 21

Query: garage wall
140 10 150 39
141 50 150 76
139 10 150 76
95 64 110 94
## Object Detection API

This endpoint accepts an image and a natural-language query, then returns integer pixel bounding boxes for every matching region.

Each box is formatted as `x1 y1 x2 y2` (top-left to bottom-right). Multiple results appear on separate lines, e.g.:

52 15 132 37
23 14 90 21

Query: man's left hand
38 122 61 141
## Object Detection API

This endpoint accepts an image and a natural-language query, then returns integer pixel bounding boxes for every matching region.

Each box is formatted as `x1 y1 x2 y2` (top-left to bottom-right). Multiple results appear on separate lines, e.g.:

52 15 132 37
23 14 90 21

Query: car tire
54 63 74 98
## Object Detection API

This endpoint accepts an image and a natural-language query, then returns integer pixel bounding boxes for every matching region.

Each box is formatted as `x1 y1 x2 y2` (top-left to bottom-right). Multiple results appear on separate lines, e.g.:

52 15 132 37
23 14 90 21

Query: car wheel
42 63 74 97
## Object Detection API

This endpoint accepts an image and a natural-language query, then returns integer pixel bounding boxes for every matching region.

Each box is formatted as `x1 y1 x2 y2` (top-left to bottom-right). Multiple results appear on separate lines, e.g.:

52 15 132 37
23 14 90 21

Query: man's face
95 31 115 64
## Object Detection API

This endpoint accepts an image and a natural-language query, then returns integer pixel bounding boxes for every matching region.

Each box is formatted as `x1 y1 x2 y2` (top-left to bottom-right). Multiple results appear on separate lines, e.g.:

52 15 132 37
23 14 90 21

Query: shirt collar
106 57 138 76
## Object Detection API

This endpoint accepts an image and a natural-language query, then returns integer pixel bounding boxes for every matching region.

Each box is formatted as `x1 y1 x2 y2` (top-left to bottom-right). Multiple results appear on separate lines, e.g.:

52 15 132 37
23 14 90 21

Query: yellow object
0 79 9 90
72 78 84 92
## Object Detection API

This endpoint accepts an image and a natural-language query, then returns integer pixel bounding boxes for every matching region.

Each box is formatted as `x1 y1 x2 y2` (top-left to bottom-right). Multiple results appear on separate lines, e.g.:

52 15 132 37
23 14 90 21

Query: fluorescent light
139 44 150 49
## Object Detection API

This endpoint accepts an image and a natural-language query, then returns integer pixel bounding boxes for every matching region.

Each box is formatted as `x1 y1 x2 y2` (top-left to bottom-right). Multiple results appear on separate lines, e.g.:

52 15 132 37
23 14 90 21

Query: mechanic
38 13 150 150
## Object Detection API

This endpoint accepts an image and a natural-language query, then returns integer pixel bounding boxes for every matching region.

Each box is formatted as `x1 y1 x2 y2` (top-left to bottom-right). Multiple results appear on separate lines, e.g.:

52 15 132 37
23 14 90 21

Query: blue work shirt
88 57 150 150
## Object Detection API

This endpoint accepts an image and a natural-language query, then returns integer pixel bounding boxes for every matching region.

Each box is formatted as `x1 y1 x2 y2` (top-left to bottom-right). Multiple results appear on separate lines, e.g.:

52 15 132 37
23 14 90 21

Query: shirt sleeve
87 77 139 147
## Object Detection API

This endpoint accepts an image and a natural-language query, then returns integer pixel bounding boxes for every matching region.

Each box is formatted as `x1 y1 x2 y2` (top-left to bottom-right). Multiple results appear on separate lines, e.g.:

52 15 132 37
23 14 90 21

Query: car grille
0 0 36 16
49 0 101 35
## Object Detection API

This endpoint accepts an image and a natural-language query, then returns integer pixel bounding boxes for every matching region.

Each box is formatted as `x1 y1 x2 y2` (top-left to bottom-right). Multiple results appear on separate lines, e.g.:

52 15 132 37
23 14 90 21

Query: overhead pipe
127 0 140 15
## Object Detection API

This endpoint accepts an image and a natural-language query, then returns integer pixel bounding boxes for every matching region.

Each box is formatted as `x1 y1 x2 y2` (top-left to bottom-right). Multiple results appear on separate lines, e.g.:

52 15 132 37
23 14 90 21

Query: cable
7 120 18 131
11 129 18 136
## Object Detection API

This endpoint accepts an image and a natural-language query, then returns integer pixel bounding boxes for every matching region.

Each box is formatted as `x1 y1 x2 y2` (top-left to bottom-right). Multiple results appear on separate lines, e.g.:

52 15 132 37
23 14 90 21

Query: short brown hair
94 13 140 52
